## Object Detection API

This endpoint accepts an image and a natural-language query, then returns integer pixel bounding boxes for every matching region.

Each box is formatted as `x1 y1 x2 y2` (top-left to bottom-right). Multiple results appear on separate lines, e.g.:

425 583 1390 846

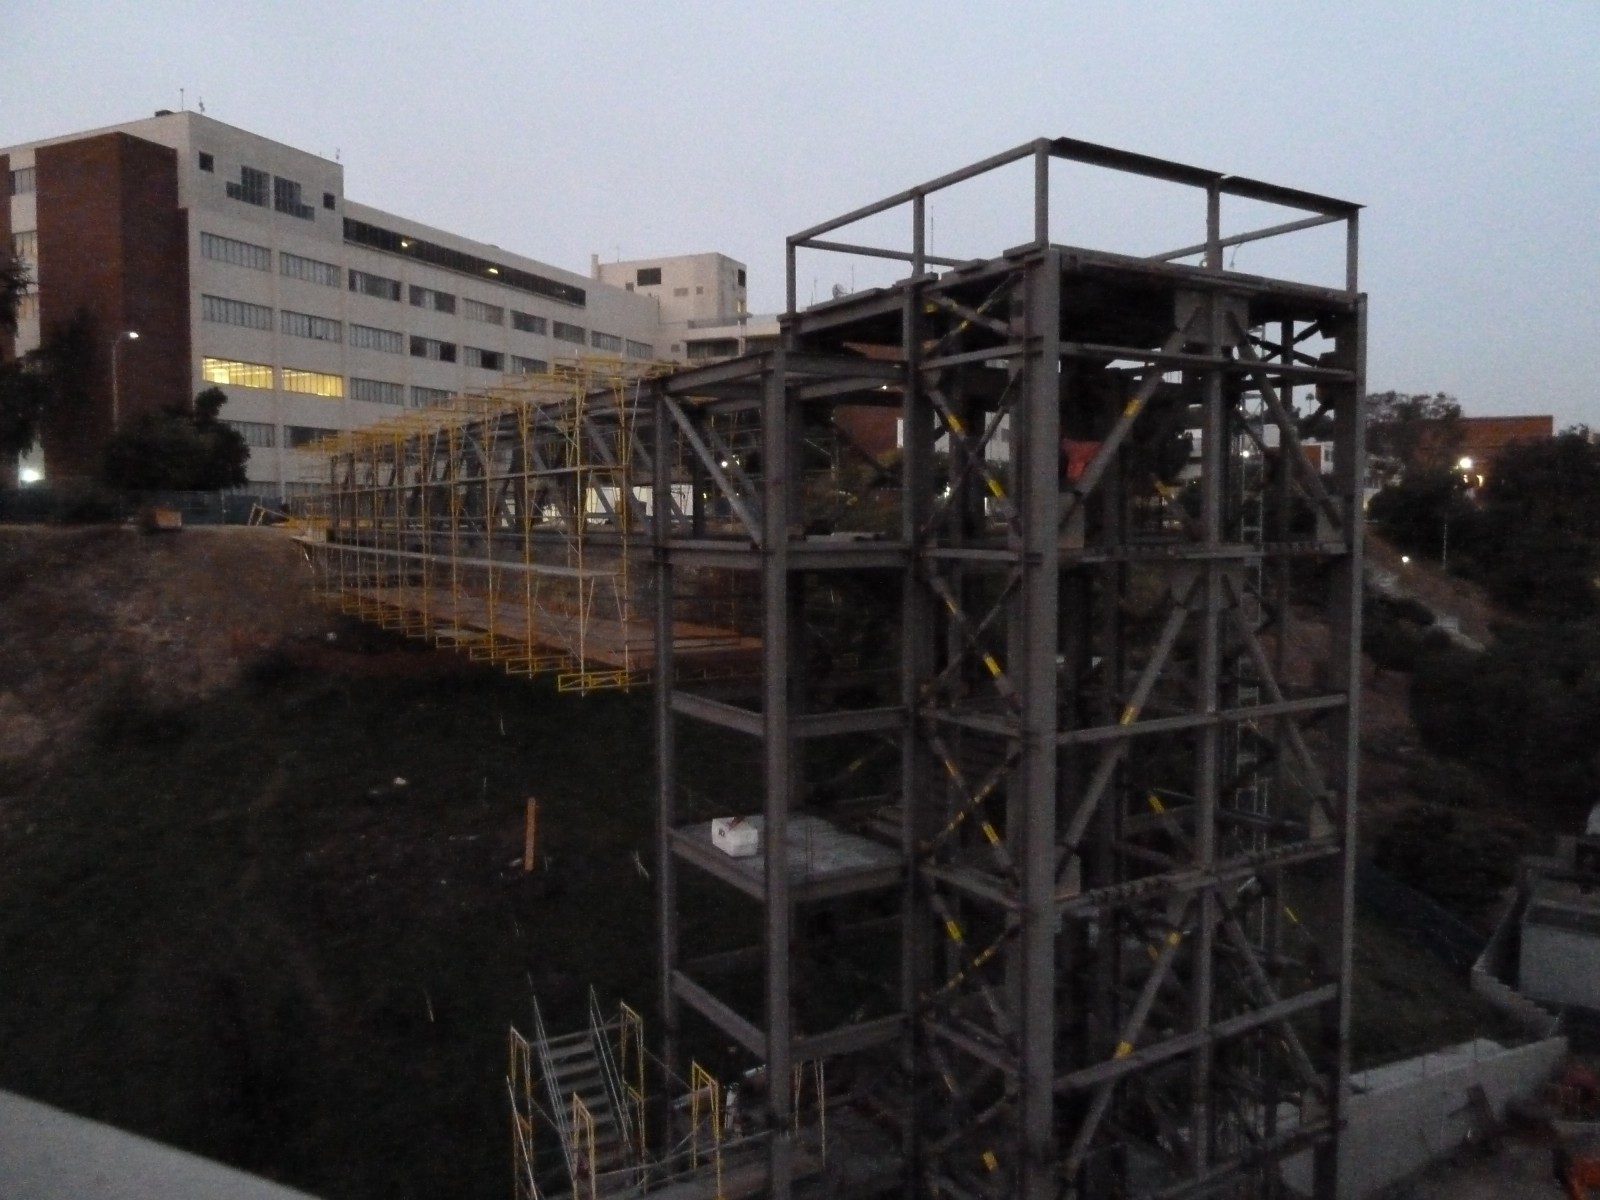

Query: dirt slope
0 526 328 769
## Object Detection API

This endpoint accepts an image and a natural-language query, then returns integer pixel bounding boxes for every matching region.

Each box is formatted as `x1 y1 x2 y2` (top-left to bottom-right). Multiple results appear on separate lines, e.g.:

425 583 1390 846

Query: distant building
1457 415 1554 484
3 111 747 494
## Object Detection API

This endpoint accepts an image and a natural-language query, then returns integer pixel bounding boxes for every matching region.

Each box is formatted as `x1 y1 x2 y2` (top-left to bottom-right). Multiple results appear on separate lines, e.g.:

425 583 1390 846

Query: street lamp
110 330 140 431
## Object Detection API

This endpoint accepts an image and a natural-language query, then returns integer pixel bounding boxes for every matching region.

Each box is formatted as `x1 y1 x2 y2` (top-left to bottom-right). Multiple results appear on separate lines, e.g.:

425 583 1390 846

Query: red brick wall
36 134 190 481
1460 416 1553 467
0 152 13 364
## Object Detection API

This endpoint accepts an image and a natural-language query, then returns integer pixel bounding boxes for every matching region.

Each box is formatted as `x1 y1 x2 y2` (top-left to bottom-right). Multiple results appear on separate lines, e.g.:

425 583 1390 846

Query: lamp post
110 330 140 431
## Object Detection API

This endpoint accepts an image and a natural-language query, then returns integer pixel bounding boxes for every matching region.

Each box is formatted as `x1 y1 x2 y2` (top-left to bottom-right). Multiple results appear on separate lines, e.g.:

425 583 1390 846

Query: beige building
4 111 744 494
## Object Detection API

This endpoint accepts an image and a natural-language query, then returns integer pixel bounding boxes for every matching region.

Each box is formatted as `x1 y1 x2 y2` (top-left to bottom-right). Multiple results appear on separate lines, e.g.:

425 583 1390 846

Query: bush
1373 803 1524 918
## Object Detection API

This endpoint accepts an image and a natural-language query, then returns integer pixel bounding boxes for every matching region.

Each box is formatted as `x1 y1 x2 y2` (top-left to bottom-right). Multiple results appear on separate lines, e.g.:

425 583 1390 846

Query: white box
711 817 760 858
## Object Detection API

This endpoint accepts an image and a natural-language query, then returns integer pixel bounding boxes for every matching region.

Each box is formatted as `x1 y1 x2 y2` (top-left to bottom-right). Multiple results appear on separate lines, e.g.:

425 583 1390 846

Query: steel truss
654 139 1365 1199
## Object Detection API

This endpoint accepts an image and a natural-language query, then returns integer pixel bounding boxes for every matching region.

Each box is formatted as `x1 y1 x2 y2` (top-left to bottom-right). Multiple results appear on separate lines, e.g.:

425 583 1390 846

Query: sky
6 1 1597 427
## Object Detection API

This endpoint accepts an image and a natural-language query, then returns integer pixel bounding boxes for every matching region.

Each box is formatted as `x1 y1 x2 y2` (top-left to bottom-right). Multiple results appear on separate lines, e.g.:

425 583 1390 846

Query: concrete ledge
0 1091 321 1200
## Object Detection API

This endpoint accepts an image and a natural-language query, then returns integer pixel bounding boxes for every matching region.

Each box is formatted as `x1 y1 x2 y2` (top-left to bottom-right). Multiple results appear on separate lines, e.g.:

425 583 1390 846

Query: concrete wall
1281 1036 1567 1199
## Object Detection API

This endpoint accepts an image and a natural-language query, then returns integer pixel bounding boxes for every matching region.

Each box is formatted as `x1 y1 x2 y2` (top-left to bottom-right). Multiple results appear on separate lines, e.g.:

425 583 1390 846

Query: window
272 175 315 220
322 191 336 210
342 218 586 306
510 355 547 375
226 165 270 207
636 267 662 287
552 321 586 345
590 331 621 353
673 287 689 297
202 357 274 388
695 286 704 295
463 346 503 371
410 336 456 362
349 269 402 301
201 231 272 271
202 294 274 331
10 230 37 262
625 339 653 360
16 293 39 321
463 298 504 325
349 323 404 354
350 378 405 406
409 285 456 314
282 368 344 397
410 385 451 408
737 269 746 287
9 167 36 195
224 420 276 448
511 311 546 335
286 425 339 449
281 310 342 343
686 338 740 361
198 152 214 173
280 252 340 287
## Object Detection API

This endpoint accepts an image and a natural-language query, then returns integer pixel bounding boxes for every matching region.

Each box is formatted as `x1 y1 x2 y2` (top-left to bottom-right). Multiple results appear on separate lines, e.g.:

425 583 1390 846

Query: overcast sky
6 1 1596 427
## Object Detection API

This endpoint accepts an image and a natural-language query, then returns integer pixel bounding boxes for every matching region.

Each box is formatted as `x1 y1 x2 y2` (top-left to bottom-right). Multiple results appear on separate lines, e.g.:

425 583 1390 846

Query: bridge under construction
306 137 1366 1199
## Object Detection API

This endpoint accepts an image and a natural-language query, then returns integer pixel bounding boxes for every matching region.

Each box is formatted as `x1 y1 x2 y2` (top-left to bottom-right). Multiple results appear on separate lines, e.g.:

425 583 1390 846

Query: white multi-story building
2 110 745 494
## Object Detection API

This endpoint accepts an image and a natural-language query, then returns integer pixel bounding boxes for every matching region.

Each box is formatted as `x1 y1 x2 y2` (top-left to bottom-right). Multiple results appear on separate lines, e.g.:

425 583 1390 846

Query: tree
1367 467 1479 564
0 250 30 338
1366 391 1463 484
102 386 249 491
1 303 95 482
1457 428 1600 619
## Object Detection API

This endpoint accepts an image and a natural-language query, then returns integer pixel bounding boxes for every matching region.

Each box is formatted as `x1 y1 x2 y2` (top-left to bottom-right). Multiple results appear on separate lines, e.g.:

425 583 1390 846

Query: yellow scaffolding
304 362 760 693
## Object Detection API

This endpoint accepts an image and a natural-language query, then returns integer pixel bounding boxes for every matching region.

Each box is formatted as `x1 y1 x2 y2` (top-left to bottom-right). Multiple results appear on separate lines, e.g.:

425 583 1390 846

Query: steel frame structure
653 138 1365 1199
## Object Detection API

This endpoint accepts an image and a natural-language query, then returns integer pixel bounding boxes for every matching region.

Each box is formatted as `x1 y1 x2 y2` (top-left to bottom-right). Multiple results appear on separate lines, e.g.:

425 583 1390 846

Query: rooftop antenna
179 87 185 111
198 97 206 114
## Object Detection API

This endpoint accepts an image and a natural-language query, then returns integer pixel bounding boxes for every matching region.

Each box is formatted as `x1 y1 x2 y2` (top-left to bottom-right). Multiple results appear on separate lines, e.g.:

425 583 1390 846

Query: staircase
531 993 639 1196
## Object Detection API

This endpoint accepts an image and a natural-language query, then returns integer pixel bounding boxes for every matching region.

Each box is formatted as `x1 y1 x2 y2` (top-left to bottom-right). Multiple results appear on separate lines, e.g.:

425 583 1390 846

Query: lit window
349 324 404 354
625 339 653 360
410 385 451 408
282 368 344 397
409 336 456 363
409 285 456 314
16 293 39 320
463 298 504 325
280 252 340 287
226 165 270 207
463 346 503 371
350 378 405 406
349 269 402 301
224 419 276 448
10 230 37 263
510 356 547 375
552 321 586 345
590 331 622 353
201 231 271 271
198 152 214 173
281 310 343 343
511 311 546 335
9 167 37 195
202 357 274 388
202 294 274 331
